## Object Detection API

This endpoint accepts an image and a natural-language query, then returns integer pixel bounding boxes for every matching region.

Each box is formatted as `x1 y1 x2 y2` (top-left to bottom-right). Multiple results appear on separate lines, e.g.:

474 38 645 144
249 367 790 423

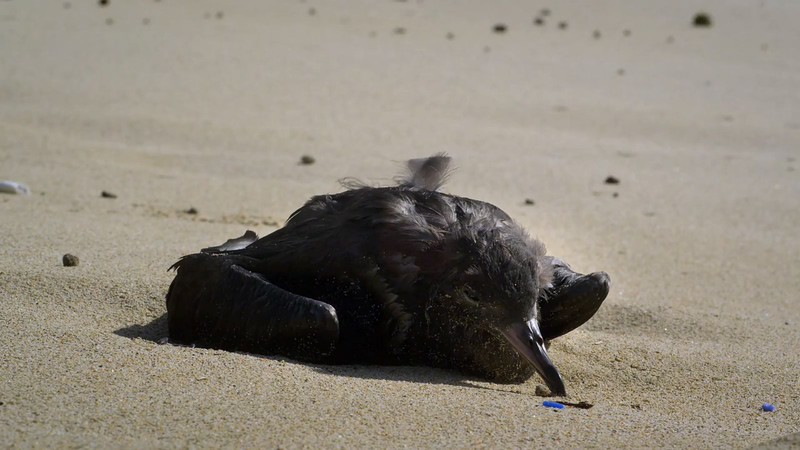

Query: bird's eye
464 265 480 276
463 286 480 302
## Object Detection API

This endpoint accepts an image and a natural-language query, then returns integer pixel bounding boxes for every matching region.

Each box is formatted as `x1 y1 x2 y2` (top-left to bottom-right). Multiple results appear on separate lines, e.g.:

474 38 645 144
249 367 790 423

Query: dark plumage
166 155 610 395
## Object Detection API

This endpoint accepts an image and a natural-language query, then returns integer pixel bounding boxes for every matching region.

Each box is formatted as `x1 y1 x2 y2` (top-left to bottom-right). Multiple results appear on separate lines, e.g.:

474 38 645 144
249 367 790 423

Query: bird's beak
501 319 566 396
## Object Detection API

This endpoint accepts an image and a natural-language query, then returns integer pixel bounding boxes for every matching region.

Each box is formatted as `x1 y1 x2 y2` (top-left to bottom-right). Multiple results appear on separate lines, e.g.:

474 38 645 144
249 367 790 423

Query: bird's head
431 224 566 395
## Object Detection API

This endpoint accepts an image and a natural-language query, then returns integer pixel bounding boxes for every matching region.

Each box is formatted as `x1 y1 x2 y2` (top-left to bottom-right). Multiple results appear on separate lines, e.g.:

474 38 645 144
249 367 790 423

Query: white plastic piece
0 181 31 195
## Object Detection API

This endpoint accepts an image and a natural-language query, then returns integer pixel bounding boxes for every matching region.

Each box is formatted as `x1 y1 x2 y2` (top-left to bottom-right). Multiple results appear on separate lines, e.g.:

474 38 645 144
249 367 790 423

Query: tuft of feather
338 177 373 190
397 153 452 191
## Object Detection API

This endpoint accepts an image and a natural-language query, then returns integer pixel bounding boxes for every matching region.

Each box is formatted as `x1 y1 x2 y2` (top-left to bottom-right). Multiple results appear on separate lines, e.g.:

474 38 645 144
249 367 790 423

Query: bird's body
166 156 610 395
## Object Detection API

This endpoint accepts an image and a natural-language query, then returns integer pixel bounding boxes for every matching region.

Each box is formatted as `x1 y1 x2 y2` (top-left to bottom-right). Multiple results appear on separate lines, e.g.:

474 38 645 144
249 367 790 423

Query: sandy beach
2 0 799 447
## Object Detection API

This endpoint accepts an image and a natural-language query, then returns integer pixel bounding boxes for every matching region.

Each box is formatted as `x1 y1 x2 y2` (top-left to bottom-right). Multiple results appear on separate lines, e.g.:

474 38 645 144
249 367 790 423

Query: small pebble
558 21 568 30
308 7 316 16
492 23 507 34
543 401 565 409
592 30 601 39
762 403 776 412
533 17 544 26
62 254 80 267
185 207 198 215
612 192 619 198
524 198 535 206
693 12 712 28
101 190 117 199
300 155 316 165
534 385 550 396
215 11 224 19
623 29 631 37
393 27 406 35
605 175 620 185
99 0 108 6
446 32 454 40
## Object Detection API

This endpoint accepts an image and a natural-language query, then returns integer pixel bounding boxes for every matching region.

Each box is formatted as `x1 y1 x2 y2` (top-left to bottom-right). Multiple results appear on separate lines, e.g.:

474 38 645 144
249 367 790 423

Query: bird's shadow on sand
115 313 169 342
114 314 539 395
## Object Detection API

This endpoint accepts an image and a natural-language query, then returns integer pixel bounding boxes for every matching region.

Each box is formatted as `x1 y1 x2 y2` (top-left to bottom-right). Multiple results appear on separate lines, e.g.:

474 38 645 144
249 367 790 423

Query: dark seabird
166 155 610 395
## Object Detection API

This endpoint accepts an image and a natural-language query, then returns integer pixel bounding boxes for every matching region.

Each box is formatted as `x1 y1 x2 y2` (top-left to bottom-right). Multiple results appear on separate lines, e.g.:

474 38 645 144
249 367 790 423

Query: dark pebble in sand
533 17 544 26
215 11 224 19
393 27 406 35
492 24 507 34
63 254 80 267
300 155 316 165
308 8 316 16
561 400 594 409
534 385 550 396
101 190 117 199
693 12 712 28
446 32 454 40
623 29 631 37
185 207 198 215
613 192 619 198
593 30 601 39
617 68 625 76
558 21 568 30
605 176 620 185
524 198 535 206
99 0 108 6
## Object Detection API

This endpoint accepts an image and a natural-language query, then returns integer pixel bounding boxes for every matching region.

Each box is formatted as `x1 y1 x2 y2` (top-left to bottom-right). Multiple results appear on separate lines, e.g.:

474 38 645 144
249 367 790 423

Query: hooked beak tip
501 321 567 396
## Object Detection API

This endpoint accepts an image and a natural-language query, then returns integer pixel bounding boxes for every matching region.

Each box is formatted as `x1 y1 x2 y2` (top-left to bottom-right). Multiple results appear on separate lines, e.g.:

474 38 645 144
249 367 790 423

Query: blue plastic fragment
762 403 776 412
543 401 565 410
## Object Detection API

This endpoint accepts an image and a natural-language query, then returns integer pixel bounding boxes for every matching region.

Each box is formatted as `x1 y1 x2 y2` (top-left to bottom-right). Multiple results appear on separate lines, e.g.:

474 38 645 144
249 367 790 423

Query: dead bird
166 155 610 395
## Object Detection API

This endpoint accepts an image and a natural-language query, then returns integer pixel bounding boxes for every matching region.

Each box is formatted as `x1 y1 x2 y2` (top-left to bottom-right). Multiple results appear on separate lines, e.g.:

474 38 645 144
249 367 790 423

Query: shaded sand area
1 0 799 447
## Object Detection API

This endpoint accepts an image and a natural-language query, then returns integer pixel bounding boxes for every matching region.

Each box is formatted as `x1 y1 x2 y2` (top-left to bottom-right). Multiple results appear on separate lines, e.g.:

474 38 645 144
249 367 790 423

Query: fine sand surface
2 0 799 448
